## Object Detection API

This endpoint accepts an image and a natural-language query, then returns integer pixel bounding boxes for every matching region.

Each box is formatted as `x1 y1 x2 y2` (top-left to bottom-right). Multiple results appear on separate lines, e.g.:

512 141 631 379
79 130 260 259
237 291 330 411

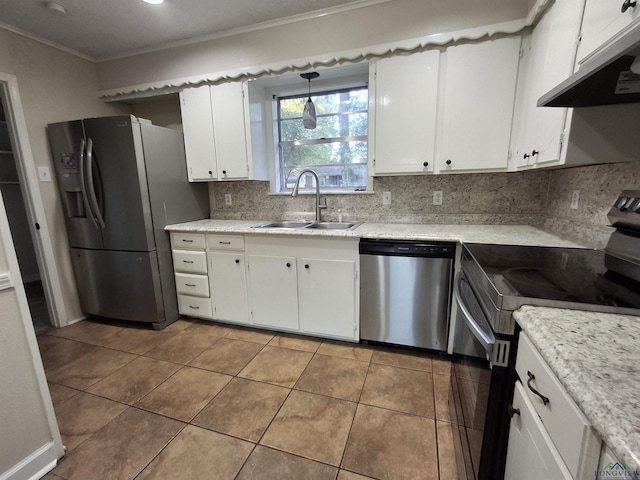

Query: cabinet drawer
178 294 213 318
172 232 206 250
207 234 244 251
173 250 207 274
516 333 601 479
175 273 209 297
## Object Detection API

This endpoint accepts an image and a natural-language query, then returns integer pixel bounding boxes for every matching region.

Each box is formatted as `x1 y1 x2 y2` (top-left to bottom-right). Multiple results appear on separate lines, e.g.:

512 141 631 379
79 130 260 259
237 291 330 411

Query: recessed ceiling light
143 0 164 4
45 2 68 16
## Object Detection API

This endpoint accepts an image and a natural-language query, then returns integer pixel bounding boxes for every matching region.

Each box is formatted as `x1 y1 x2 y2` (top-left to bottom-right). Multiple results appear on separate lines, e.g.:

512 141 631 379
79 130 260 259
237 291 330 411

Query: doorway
0 72 67 331
0 93 52 332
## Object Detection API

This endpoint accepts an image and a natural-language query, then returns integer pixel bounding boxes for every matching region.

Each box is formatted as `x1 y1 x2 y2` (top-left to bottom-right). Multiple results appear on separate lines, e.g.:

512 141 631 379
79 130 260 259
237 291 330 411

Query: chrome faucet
291 168 327 222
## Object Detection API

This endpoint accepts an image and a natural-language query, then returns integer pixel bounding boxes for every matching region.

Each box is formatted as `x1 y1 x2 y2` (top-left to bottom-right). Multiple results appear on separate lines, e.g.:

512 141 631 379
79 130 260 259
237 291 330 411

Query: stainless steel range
451 190 640 480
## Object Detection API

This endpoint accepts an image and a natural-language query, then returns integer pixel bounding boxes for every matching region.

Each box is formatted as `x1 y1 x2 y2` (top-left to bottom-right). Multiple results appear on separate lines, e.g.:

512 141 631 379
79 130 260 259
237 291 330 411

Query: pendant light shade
300 72 320 129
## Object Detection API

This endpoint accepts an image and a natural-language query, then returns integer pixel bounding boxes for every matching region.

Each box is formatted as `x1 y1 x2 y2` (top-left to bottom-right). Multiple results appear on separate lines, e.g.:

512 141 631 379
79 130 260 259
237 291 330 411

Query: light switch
37 166 52 182
382 192 391 205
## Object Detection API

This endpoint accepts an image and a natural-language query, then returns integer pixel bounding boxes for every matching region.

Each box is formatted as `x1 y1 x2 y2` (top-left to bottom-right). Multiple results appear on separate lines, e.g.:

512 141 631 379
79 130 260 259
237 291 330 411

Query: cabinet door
179 86 217 181
440 37 520 172
209 251 249 324
247 255 299 330
504 382 573 480
577 0 640 64
532 0 583 166
210 82 251 180
510 0 584 170
297 258 356 340
371 51 439 174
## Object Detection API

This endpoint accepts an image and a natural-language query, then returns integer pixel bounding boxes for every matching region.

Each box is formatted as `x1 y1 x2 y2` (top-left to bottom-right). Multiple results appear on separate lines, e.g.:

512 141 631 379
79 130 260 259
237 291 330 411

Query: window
276 86 368 192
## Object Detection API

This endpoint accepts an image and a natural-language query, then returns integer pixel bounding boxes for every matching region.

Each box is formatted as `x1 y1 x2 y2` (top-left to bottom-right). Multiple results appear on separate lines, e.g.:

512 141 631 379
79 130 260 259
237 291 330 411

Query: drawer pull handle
527 371 550 406
183 260 194 264
185 283 196 287
235 259 240 264
508 405 520 417
219 241 231 245
182 239 193 243
189 305 200 310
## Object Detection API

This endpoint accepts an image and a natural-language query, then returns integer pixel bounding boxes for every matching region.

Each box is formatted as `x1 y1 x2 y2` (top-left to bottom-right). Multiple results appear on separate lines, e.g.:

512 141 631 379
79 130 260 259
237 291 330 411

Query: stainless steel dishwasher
359 239 455 351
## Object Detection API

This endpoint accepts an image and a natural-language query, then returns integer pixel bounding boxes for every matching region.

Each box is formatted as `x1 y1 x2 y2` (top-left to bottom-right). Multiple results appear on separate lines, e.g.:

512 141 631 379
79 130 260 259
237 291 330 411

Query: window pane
281 141 367 168
280 112 368 142
283 164 368 189
279 88 367 119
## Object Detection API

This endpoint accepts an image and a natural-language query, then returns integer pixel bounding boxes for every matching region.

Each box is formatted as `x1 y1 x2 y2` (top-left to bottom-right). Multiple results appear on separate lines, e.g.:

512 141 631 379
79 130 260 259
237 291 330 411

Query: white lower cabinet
245 235 359 341
171 232 212 318
246 254 299 330
505 381 573 480
208 251 249 324
297 258 356 339
506 332 602 480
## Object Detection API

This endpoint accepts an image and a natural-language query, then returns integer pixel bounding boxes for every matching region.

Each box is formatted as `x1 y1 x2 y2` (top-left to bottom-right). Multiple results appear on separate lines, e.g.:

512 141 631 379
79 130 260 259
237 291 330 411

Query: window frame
274 84 371 194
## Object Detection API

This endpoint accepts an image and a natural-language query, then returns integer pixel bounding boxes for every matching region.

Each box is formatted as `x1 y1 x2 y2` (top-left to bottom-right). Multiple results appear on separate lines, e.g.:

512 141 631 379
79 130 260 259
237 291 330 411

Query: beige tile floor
38 318 469 480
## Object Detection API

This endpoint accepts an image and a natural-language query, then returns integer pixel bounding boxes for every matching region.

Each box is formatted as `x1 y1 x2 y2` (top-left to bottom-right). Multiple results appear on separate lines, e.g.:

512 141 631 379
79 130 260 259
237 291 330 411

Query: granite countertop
165 219 586 247
514 306 640 469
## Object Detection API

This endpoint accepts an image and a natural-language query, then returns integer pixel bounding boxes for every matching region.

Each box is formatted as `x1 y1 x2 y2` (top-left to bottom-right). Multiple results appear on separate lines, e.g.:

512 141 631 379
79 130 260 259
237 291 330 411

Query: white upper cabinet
438 36 521 173
180 86 217 181
577 0 640 64
510 0 585 170
179 81 268 182
369 51 440 175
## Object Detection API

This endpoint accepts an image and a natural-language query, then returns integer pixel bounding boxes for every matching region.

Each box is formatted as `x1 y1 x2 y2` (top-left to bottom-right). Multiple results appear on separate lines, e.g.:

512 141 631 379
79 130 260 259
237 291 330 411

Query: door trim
0 72 67 328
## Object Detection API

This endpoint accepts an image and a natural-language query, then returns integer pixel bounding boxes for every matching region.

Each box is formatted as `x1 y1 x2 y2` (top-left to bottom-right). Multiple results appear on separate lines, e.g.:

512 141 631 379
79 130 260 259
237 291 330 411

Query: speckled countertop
514 306 640 469
165 219 586 247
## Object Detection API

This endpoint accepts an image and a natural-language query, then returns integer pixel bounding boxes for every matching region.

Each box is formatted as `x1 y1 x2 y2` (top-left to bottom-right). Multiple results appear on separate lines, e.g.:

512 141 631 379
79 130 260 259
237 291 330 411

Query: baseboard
64 315 86 327
0 442 57 480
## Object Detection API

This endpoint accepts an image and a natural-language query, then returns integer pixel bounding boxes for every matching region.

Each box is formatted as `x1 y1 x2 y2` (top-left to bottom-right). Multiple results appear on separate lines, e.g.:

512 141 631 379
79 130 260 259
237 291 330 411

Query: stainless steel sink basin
253 221 312 229
252 220 361 231
304 222 361 230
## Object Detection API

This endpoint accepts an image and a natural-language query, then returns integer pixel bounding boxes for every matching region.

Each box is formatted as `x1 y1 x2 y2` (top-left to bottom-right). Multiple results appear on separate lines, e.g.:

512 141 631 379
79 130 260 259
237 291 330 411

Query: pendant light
300 72 320 129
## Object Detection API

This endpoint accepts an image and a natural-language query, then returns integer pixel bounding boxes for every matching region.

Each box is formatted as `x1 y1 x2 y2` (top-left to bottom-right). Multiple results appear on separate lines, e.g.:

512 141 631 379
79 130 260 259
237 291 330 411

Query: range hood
539 24 640 107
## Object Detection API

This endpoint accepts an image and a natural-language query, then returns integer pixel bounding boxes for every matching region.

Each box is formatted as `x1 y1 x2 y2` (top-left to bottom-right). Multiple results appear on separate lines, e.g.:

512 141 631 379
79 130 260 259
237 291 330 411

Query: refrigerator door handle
79 138 99 230
86 137 106 229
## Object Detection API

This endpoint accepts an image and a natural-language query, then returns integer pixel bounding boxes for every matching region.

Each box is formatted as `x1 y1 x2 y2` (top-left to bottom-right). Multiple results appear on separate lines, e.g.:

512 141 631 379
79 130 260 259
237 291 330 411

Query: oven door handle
453 272 495 354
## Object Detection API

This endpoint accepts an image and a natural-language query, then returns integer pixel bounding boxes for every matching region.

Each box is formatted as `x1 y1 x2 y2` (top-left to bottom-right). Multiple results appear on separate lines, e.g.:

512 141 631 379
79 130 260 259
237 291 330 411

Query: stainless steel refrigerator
48 115 208 329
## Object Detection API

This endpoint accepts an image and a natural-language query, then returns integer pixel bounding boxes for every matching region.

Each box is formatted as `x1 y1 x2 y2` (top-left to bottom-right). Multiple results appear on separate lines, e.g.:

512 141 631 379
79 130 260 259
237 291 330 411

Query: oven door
451 271 514 480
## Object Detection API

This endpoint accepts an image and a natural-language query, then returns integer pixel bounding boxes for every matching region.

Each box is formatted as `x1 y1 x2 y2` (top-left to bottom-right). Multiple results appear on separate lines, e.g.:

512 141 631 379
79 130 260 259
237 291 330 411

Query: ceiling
0 0 383 61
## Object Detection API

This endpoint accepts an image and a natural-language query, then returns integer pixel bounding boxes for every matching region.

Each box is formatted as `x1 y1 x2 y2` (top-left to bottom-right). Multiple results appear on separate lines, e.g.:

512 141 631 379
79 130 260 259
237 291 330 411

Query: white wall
96 0 527 92
0 28 130 323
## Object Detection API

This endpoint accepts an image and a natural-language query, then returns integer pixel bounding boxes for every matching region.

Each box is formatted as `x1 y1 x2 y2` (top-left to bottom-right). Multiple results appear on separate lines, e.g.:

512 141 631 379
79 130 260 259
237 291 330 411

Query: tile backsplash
209 162 640 248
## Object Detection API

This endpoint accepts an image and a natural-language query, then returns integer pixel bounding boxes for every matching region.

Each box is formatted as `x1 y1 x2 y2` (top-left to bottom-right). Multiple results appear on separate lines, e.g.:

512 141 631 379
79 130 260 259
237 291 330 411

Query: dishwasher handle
453 272 495 354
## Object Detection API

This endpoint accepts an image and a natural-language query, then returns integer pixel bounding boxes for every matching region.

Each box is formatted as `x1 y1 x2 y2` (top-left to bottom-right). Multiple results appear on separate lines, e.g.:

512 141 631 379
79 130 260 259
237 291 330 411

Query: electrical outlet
382 191 391 205
570 190 580 210
224 193 232 206
433 190 443 206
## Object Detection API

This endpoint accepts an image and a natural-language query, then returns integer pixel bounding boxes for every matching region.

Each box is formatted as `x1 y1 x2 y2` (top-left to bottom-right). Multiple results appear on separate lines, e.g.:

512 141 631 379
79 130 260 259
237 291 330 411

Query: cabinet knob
523 153 530 159
622 0 636 12
508 405 521 418
222 170 227 175
235 259 240 264
446 159 452 166
531 149 539 157
208 170 213 175
423 161 429 167
286 262 291 268
305 264 310 269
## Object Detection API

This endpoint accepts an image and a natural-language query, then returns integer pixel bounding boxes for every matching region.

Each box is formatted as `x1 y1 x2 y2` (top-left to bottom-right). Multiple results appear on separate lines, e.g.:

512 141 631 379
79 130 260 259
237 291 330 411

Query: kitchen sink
252 221 361 231
253 220 312 228
304 222 361 230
